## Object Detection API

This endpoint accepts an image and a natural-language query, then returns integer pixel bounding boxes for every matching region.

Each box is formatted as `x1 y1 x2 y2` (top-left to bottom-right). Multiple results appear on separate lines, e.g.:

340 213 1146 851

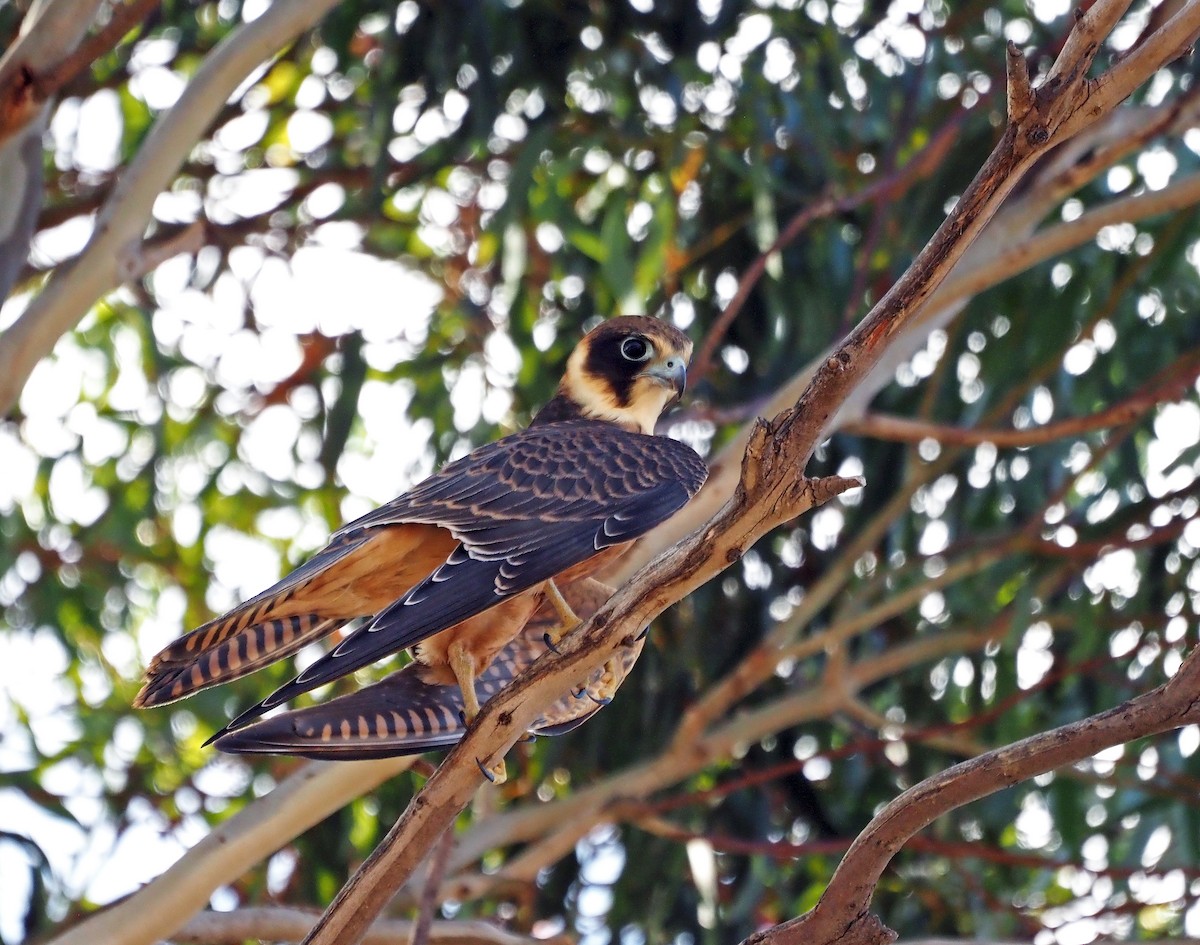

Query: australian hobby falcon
134 316 707 771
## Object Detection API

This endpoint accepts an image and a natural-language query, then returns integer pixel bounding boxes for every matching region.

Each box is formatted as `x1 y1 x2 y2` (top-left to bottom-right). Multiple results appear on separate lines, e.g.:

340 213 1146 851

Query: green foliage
3 0 1200 943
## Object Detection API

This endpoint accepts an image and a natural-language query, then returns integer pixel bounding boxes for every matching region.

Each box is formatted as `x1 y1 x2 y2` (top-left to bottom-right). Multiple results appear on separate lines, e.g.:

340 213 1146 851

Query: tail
214 578 646 758
214 639 539 758
135 524 449 708
135 613 345 707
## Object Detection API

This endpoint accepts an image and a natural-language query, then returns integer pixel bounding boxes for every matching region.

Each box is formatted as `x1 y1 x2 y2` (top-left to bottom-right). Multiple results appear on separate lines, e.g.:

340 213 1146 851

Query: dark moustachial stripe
583 330 636 406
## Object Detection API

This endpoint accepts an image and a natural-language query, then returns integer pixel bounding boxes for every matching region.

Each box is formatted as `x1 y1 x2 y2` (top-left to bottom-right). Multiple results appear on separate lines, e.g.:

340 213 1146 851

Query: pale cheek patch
626 378 674 430
560 338 683 434
567 370 624 413
563 375 667 433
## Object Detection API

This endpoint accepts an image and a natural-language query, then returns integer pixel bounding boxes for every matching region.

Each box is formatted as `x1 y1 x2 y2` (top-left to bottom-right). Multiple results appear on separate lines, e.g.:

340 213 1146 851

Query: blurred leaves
3 0 1200 943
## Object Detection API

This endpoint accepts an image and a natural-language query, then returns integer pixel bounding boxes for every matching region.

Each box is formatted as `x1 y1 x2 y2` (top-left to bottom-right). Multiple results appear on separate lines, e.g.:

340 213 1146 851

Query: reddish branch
0 0 161 148
846 348 1200 448
408 829 454 945
744 645 1200 945
639 646 1142 818
636 819 1200 882
188 4 1200 945
688 110 968 386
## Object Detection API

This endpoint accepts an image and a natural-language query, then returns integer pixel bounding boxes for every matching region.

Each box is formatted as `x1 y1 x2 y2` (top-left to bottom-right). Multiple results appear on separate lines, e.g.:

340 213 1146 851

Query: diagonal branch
688 109 968 386
0 0 105 142
46 757 416 945
0 0 162 148
743 645 1200 945
294 7 1194 944
0 0 342 416
174 906 565 945
845 348 1200 447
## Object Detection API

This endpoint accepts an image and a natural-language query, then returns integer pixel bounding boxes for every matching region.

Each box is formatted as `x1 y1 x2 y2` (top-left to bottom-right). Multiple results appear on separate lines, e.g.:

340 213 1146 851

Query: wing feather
214 578 646 758
216 422 705 734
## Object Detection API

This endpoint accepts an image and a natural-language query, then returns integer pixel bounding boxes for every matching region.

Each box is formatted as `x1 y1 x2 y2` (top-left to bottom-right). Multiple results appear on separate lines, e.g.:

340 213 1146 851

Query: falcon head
557 316 693 434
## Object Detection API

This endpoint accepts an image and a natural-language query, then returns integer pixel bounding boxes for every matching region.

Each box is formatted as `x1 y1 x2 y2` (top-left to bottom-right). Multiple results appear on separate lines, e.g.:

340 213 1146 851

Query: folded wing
215 579 645 758
217 421 705 733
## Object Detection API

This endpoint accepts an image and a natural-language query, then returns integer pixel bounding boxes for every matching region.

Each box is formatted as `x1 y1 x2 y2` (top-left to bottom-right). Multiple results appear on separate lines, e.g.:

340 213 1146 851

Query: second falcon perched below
135 316 707 767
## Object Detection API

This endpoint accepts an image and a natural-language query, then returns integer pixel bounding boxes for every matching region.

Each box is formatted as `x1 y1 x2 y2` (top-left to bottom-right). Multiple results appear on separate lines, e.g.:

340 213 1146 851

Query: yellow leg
585 657 620 705
449 643 506 784
448 643 481 722
542 579 581 648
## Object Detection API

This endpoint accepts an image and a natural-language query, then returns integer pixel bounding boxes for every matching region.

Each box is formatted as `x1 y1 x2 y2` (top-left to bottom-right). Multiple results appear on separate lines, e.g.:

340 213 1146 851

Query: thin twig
845 348 1200 447
0 0 343 417
46 757 417 945
409 828 456 945
42 0 160 92
688 110 968 385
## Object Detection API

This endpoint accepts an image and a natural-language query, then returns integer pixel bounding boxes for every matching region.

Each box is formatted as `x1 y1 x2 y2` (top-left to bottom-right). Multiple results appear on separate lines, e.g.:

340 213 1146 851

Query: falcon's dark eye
620 336 652 362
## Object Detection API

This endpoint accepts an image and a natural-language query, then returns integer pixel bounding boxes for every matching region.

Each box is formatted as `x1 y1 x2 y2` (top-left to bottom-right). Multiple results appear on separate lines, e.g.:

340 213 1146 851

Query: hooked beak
640 357 687 408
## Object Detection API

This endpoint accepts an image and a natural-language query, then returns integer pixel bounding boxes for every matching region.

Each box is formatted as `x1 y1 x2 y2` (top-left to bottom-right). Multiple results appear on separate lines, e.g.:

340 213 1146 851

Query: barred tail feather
134 614 343 707
134 525 450 709
214 578 645 759
214 662 467 759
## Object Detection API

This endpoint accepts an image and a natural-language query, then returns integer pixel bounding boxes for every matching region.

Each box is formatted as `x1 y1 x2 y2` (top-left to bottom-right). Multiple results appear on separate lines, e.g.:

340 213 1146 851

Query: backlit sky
2 0 1200 941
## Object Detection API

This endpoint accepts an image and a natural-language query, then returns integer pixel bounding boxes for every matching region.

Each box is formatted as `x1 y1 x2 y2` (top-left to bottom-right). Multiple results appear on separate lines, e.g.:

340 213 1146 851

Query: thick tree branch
300 474 860 945
174 907 565 945
0 0 103 301
438 623 1005 909
432 19 1200 918
0 0 161 148
743 645 1200 945
627 90 1200 584
47 757 415 945
295 10 1185 943
0 0 342 416
0 0 104 143
41 5 1200 943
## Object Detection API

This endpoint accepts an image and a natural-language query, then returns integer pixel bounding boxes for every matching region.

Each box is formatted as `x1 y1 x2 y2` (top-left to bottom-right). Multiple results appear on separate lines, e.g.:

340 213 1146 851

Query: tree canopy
2 1 1200 944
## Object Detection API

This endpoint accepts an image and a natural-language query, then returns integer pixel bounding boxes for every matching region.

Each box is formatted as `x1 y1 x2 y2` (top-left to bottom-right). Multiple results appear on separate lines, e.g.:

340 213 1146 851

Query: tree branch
46 757 416 945
0 0 342 416
743 645 1200 945
845 348 1200 447
688 108 968 385
935 168 1200 310
619 91 1200 584
409 828 455 945
174 906 566 945
0 0 105 145
0 0 105 301
0 0 161 147
296 17 1178 941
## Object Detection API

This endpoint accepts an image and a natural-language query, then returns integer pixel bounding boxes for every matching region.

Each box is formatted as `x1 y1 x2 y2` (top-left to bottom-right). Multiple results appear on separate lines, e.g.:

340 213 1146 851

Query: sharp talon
587 692 612 706
543 632 562 655
636 625 650 641
458 709 467 725
519 732 536 744
476 757 497 783
572 687 586 699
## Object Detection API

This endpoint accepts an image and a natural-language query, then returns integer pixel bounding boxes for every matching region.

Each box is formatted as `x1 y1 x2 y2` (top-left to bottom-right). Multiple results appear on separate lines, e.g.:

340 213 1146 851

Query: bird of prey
215 579 644 760
135 316 706 777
